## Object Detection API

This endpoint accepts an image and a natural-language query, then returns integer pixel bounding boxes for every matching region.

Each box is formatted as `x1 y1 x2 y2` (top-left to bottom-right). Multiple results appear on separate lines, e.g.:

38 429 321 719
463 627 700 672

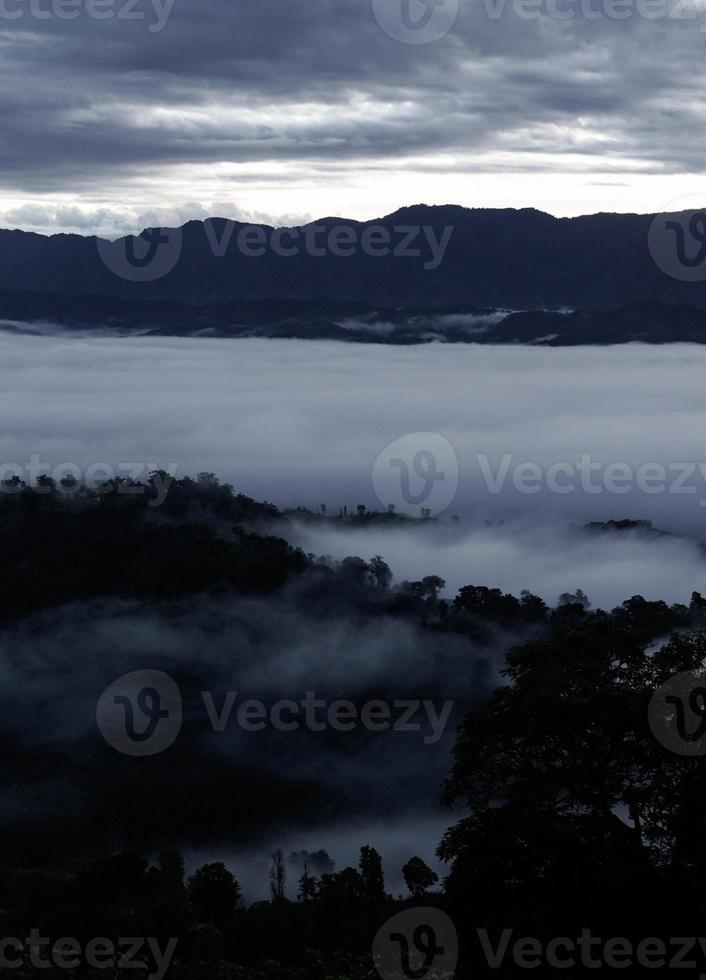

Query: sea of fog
5 327 706 897
4 328 706 608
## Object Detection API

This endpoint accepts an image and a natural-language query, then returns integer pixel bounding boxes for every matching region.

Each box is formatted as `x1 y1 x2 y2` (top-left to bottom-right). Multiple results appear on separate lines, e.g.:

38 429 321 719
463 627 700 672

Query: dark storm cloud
1 0 706 197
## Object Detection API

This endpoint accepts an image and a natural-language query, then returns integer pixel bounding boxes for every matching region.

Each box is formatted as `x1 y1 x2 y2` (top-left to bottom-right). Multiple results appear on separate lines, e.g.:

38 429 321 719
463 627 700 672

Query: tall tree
441 619 706 928
297 862 318 902
402 856 439 898
270 849 286 902
359 846 386 904
187 863 240 928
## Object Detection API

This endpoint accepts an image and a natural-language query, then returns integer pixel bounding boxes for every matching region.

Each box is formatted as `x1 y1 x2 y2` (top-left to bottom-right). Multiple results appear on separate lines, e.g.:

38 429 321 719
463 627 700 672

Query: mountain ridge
2 203 706 311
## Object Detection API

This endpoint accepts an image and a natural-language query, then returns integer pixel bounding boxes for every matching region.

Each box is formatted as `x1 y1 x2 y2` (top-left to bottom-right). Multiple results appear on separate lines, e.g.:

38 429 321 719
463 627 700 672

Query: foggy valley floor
3 332 706 976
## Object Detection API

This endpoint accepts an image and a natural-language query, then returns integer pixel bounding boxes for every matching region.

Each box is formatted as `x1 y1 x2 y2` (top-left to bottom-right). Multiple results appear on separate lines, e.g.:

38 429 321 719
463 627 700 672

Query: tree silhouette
359 846 386 904
270 849 286 902
297 862 318 902
402 856 439 898
441 619 706 931
187 863 240 927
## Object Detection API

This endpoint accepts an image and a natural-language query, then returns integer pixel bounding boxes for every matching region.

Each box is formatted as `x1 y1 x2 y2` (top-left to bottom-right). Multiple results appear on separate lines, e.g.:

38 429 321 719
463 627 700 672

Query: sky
3 0 706 236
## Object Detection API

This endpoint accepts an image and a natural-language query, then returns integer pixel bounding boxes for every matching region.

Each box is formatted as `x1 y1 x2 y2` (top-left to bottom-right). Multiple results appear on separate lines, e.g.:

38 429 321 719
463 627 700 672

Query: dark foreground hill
3 475 706 976
3 204 706 309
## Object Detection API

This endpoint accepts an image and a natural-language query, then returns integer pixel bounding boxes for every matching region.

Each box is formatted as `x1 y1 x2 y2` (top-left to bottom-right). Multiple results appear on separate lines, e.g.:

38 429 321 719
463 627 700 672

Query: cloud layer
3 328 706 879
3 330 706 606
3 0 706 227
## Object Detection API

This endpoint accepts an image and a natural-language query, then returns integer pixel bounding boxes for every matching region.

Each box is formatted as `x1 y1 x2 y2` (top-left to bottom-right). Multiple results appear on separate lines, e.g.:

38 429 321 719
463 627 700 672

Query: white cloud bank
4 330 706 606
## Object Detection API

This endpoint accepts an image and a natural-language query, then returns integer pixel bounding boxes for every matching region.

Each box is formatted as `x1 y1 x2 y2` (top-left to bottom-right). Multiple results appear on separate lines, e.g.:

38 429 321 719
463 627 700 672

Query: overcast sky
2 0 706 235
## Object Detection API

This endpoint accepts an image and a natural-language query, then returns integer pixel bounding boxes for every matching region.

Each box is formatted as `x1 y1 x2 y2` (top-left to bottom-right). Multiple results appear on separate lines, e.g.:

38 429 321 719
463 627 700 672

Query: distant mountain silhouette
3 204 706 309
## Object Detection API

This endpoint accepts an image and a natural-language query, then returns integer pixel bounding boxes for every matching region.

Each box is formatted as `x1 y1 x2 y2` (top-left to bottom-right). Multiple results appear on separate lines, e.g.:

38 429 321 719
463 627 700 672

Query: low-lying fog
6 327 706 896
185 814 451 904
285 519 706 611
0 593 486 897
4 328 706 607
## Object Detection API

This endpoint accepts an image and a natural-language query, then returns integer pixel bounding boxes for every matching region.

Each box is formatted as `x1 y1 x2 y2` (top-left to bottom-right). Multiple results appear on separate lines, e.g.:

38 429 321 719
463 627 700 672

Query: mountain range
1 204 705 308
4 204 706 343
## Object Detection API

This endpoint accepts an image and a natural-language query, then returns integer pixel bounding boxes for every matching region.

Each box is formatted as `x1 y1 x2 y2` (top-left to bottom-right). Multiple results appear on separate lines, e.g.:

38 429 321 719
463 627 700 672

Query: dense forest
5 290 706 346
2 474 706 976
